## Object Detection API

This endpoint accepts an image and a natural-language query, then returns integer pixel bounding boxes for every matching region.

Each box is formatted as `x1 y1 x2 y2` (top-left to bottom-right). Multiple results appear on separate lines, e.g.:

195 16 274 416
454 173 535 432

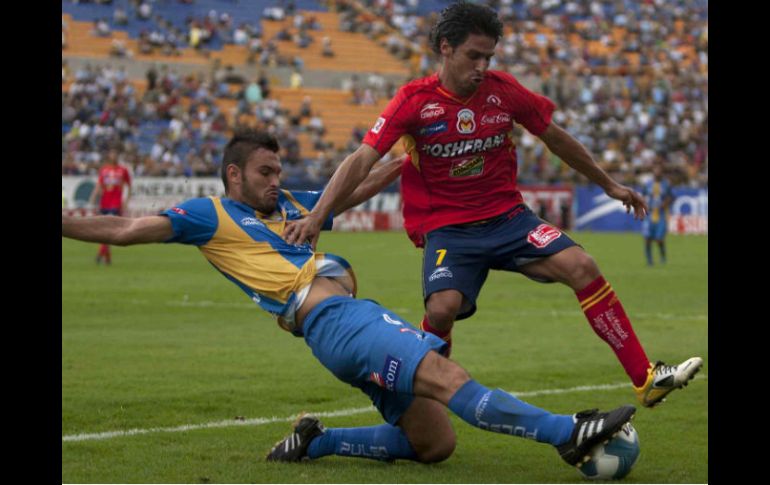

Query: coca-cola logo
527 224 562 248
480 113 511 125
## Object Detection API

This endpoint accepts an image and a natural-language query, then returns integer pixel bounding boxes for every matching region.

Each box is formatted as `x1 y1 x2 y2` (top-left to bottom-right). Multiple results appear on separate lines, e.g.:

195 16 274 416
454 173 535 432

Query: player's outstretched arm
538 122 647 219
62 214 174 246
334 153 405 215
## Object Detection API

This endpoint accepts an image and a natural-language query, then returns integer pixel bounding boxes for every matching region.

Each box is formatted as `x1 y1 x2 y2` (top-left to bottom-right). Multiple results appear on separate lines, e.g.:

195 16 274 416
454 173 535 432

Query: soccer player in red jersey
284 1 702 408
89 149 131 265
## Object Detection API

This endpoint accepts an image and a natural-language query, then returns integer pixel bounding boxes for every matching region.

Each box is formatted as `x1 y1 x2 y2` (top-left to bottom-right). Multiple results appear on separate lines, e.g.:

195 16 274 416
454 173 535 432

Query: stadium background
61 0 708 482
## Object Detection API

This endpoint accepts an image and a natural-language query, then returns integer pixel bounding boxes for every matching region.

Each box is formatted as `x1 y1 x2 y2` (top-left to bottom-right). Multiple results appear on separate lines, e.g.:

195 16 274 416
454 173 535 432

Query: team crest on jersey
371 117 386 134
420 103 445 119
527 224 562 248
486 94 502 106
456 109 476 134
450 156 485 177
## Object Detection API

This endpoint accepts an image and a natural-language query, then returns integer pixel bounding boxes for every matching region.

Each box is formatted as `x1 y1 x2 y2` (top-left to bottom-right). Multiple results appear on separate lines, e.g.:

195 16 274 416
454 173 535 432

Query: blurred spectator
321 36 334 57
299 95 313 119
93 18 111 37
289 69 303 89
113 6 128 26
137 2 152 21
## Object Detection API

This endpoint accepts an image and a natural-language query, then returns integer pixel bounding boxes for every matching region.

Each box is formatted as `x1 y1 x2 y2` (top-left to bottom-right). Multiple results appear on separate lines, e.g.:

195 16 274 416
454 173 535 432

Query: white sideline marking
62 375 707 443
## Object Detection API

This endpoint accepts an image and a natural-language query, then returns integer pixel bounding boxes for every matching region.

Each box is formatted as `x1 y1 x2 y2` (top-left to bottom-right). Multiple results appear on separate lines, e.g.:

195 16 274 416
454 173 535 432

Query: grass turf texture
62 230 707 483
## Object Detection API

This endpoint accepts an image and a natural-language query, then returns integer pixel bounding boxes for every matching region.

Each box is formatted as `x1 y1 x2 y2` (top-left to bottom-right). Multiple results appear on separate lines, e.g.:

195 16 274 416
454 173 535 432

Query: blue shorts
642 219 667 240
100 208 121 216
423 205 578 320
301 296 447 425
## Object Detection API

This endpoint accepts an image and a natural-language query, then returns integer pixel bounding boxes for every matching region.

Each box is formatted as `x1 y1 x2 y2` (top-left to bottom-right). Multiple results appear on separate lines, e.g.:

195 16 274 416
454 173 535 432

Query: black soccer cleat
556 404 636 466
265 414 325 462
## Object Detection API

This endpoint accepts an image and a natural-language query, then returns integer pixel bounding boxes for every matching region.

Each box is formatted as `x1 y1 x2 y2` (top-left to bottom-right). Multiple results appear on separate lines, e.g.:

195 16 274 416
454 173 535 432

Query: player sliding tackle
62 130 635 467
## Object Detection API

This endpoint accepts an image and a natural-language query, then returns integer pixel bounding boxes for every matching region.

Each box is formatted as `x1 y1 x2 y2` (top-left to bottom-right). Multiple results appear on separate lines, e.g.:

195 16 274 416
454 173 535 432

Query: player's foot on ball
556 405 636 466
265 414 325 462
633 357 703 408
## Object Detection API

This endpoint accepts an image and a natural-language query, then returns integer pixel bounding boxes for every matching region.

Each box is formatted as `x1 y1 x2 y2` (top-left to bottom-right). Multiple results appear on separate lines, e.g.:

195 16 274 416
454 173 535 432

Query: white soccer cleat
633 357 703 408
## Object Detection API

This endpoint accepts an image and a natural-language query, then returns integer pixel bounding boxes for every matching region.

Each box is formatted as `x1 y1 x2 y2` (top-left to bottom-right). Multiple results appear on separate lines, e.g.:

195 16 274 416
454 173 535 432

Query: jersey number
435 249 447 266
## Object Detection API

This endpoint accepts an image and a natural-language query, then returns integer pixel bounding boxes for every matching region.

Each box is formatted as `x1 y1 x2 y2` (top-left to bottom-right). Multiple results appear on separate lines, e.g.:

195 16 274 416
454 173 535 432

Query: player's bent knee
415 433 456 463
426 306 456 329
563 249 600 287
425 291 463 328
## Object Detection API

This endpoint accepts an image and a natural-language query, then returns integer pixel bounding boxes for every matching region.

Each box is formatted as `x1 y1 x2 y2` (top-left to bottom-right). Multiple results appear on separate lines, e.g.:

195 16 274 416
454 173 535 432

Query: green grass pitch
62 230 707 483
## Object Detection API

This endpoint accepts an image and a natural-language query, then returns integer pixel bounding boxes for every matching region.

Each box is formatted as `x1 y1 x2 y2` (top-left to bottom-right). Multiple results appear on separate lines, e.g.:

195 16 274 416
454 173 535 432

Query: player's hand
606 184 648 220
283 214 323 249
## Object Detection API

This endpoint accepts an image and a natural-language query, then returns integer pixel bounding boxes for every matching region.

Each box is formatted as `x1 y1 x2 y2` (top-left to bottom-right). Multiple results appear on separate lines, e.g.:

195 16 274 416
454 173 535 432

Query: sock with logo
419 314 452 357
447 379 573 445
576 275 651 387
307 424 417 461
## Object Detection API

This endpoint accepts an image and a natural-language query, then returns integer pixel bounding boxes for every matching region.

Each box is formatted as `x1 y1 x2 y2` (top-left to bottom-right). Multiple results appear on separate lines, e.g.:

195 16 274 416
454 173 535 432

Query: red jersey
97 164 131 211
362 71 555 247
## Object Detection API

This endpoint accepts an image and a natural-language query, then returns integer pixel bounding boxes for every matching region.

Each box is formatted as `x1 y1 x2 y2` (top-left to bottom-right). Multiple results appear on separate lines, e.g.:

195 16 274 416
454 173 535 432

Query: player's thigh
422 228 491 319
303 298 447 399
516 246 599 288
489 208 586 285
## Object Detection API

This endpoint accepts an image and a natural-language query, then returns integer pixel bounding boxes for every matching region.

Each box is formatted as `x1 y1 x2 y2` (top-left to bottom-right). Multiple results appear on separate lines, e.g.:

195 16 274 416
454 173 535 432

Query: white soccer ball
578 422 640 480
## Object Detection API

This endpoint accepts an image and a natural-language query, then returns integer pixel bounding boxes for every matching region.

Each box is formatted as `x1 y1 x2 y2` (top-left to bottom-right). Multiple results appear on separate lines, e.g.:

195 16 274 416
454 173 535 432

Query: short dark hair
221 129 280 191
429 1 503 55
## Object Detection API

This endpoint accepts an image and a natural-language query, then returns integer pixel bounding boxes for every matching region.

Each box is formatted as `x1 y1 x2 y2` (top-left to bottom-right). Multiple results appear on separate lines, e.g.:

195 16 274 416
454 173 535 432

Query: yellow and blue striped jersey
161 191 355 334
641 179 674 224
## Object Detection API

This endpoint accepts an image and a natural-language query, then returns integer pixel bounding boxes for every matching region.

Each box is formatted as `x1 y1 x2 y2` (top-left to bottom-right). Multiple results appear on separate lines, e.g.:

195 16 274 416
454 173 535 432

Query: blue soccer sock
645 242 653 265
447 379 573 446
306 424 417 462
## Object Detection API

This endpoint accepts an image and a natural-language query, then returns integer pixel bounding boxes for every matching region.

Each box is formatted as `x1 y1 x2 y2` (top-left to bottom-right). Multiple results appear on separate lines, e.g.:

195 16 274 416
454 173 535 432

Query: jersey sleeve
286 190 334 230
160 197 218 245
362 85 415 156
496 71 555 136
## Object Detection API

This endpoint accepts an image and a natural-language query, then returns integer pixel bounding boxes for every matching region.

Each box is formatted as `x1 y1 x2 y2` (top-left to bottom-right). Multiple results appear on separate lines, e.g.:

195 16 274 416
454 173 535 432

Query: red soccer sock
100 244 111 264
420 314 453 357
576 276 651 387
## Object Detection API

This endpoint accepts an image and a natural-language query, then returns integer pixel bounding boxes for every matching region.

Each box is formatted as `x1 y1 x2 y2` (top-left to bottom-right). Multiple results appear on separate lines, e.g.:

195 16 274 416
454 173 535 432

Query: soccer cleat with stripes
556 404 636 466
633 357 703 408
265 414 325 462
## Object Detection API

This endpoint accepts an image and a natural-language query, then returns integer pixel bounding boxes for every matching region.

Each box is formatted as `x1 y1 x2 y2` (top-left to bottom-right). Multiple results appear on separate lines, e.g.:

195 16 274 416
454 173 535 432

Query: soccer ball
578 422 640 480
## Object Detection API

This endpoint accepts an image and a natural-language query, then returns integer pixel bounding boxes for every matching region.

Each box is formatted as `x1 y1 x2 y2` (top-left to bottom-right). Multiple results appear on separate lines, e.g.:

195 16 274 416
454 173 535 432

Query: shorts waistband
454 204 525 227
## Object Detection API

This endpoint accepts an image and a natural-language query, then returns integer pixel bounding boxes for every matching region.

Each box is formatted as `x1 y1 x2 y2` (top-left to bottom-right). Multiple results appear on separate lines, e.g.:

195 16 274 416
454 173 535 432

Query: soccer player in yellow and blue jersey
641 164 675 266
62 129 637 469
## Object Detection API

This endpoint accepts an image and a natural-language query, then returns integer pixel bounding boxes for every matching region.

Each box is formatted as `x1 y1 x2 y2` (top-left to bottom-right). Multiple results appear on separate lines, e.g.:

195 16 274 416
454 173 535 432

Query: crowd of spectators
61 60 335 183
353 0 707 187
63 0 707 188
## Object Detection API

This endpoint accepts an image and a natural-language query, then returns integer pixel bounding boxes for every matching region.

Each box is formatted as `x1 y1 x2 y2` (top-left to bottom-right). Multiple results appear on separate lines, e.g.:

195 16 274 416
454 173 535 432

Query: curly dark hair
429 1 503 55
221 129 280 191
